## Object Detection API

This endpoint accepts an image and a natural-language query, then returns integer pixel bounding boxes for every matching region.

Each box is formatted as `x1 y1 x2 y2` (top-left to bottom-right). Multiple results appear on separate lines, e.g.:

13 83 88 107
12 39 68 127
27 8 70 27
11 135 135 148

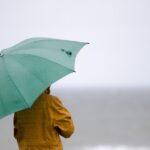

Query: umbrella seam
9 56 47 84
9 56 48 89
3 55 74 107
2 57 30 107
8 53 75 72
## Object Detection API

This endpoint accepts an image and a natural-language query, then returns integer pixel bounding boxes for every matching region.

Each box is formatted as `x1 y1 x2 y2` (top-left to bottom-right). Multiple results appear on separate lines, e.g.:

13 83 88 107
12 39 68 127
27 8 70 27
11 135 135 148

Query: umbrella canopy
0 37 88 119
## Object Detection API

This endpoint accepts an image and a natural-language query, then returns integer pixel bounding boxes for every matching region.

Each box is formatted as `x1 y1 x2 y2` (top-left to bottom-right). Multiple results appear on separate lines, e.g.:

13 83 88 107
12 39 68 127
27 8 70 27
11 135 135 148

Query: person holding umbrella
0 37 88 149
14 86 74 150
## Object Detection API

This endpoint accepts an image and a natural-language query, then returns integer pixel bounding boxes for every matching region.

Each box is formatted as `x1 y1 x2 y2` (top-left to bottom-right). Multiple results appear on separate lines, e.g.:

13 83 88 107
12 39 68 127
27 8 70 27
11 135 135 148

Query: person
13 86 74 150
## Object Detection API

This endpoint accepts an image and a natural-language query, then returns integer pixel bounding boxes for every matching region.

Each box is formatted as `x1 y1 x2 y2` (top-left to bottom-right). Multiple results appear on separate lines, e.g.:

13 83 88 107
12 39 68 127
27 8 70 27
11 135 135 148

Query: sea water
56 87 150 150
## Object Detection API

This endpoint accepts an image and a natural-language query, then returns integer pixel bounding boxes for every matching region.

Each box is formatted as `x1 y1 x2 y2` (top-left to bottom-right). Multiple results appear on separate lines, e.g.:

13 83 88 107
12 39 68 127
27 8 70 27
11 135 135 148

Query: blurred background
0 0 150 150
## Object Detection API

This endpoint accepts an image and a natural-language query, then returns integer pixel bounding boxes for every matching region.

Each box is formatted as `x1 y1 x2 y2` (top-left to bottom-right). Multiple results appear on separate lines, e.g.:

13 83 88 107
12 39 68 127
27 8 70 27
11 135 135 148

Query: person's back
14 89 74 150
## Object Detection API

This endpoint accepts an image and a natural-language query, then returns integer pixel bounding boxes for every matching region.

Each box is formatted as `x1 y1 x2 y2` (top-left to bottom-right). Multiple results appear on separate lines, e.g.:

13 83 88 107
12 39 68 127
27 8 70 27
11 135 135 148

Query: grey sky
0 0 150 87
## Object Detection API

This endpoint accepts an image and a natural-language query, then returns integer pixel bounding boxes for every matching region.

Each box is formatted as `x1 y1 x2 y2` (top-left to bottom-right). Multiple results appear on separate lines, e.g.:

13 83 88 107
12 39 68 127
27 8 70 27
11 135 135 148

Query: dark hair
45 86 50 94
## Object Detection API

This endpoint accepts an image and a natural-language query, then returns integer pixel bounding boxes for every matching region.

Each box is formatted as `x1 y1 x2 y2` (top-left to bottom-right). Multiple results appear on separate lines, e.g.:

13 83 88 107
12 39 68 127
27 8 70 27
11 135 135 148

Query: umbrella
0 37 88 119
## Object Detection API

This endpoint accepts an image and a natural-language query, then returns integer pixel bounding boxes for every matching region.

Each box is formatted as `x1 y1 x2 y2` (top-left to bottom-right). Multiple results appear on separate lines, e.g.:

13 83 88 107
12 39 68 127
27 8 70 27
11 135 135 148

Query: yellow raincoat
14 91 74 150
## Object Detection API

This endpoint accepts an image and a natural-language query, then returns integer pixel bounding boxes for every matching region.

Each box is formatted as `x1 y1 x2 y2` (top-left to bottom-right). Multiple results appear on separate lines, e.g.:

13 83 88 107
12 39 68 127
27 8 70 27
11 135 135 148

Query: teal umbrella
0 37 88 119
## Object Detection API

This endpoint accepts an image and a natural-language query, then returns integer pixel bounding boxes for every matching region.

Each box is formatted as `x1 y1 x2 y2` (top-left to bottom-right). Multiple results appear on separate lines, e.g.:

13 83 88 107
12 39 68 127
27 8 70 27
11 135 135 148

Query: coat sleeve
51 96 75 138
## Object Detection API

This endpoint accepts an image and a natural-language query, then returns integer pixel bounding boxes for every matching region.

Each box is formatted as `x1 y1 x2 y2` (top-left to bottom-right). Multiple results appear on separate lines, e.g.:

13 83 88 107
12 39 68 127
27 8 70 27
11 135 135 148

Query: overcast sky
0 0 150 88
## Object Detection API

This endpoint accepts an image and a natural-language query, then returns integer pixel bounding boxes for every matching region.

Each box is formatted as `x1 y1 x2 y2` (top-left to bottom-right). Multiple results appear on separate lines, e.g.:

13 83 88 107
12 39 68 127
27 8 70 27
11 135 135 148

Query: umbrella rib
9 53 75 72
2 58 30 107
10 56 47 86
